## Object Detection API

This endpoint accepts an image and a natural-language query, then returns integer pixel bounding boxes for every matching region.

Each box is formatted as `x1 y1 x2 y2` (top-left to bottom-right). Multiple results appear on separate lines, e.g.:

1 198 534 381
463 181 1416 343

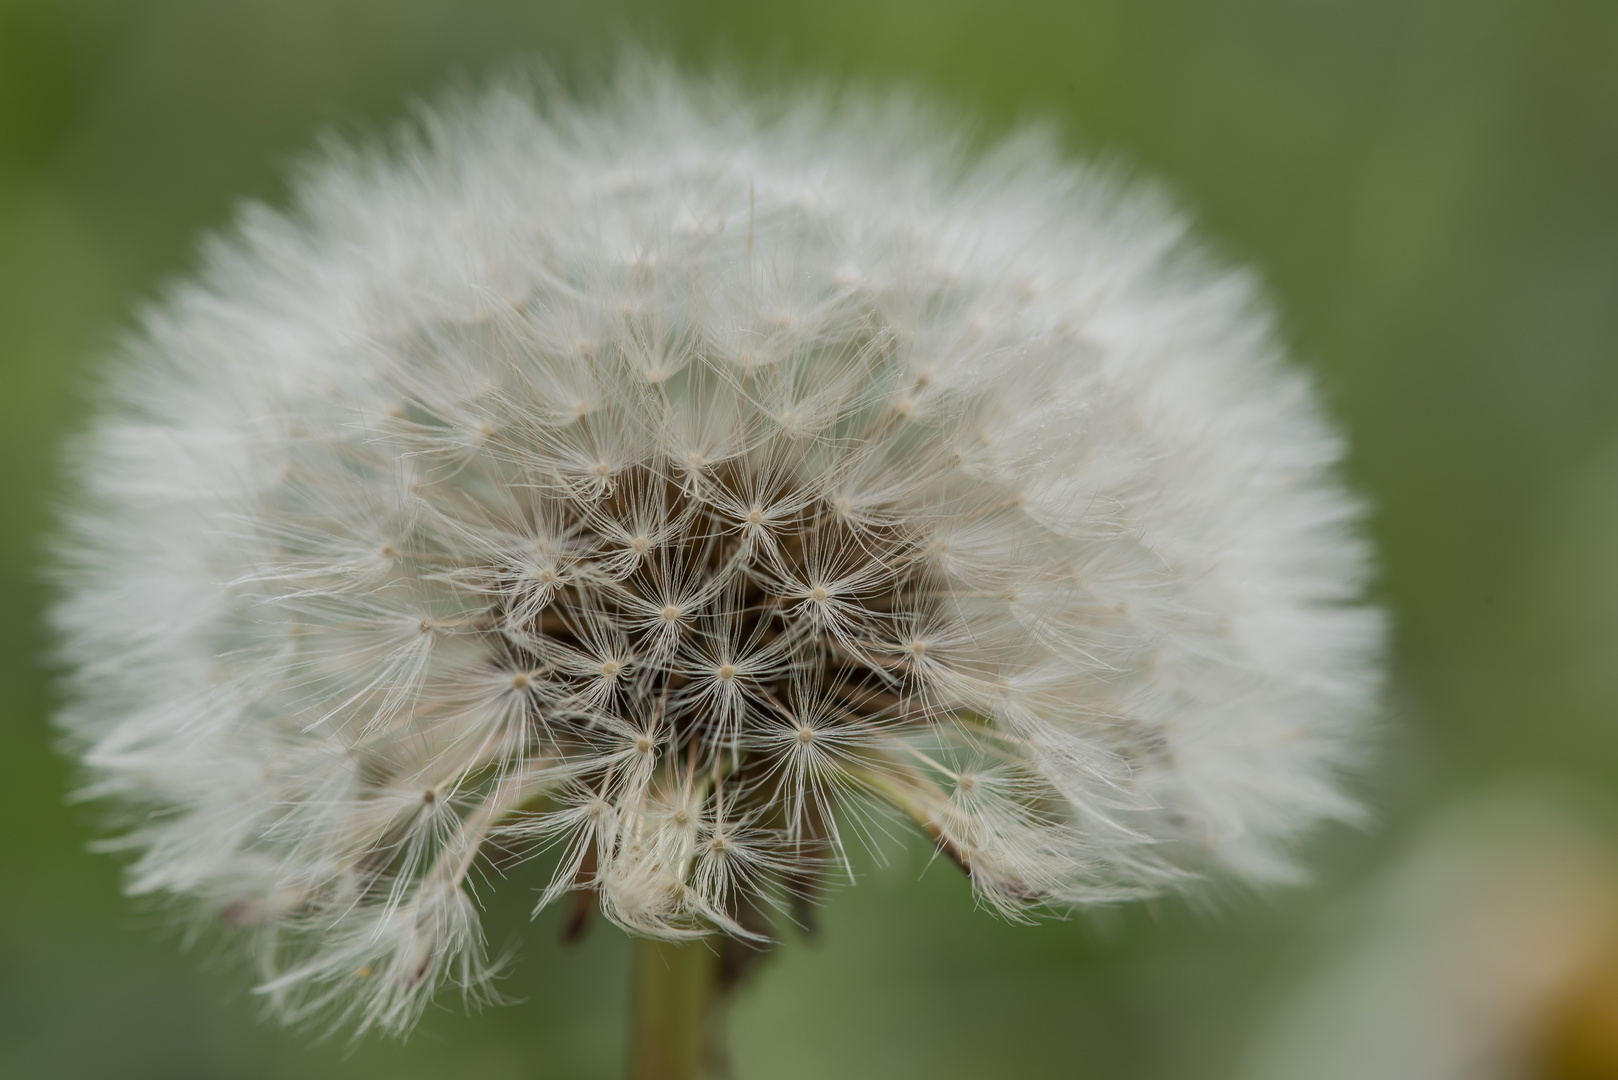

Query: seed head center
599 659 621 679
660 605 681 623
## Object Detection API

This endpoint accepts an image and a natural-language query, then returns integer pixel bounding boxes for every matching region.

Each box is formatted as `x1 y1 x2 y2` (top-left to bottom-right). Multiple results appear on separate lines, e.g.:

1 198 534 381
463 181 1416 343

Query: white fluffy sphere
54 66 1382 1033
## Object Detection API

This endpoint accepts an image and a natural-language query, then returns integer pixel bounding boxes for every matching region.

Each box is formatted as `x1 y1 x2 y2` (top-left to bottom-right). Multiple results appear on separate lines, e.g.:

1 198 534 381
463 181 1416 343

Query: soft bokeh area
2 2 1615 1077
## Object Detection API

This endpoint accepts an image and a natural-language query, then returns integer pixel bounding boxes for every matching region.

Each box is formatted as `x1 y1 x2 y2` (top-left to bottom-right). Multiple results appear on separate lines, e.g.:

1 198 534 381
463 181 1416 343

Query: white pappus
52 65 1383 1036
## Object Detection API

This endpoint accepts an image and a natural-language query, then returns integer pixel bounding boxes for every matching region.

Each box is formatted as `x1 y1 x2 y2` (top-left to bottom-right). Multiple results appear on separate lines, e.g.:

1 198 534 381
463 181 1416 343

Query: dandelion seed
52 63 1381 1039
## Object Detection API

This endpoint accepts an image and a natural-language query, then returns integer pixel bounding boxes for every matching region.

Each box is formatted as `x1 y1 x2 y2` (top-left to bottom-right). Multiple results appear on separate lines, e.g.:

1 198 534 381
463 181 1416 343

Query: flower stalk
629 937 718 1080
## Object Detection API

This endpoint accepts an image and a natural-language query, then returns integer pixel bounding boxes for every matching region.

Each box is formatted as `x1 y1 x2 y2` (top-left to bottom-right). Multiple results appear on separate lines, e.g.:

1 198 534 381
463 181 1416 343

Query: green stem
628 937 717 1080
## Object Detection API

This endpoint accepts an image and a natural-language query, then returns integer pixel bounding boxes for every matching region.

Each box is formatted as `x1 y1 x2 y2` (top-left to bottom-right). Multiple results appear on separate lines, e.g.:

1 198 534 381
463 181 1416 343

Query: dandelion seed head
52 64 1381 1036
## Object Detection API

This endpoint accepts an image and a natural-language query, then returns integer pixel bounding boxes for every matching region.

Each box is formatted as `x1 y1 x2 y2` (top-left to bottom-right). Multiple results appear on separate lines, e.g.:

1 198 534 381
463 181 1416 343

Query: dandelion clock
53 63 1383 1078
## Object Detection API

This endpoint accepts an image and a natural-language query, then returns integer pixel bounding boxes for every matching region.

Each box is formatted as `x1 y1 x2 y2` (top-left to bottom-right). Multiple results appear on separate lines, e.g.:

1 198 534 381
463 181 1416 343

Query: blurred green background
2 1 1616 1077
